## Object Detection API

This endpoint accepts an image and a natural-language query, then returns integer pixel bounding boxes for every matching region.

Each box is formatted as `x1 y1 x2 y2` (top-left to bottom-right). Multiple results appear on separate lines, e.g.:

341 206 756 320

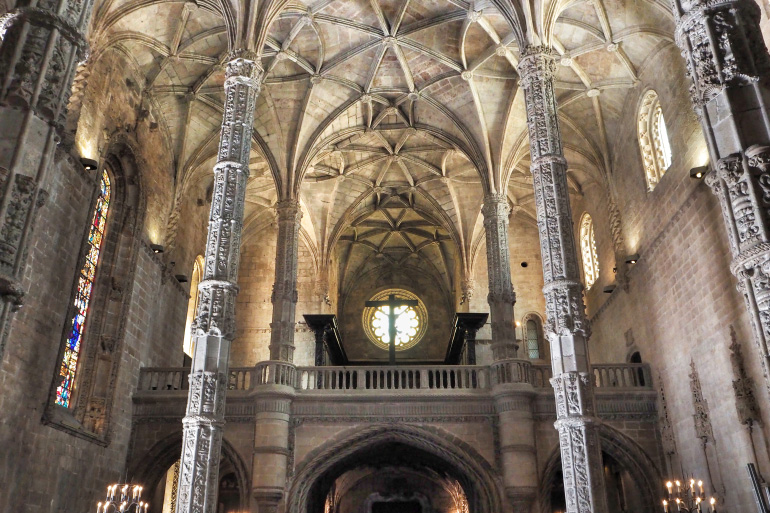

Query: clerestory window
580 213 599 290
182 255 204 359
638 90 672 192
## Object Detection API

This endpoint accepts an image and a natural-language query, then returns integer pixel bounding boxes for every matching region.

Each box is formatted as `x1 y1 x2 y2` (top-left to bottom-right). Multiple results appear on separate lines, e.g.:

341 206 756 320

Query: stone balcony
133 361 657 422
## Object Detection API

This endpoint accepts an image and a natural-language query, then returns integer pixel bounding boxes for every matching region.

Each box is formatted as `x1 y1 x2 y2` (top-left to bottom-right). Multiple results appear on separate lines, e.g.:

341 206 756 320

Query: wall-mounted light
150 244 164 254
80 158 98 171
690 165 709 179
625 253 640 264
603 284 616 294
175 274 188 283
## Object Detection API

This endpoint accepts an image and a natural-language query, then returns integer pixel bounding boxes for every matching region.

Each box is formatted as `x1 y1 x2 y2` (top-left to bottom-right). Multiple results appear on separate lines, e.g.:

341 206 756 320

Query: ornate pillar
481 193 518 359
673 0 770 389
0 0 92 358
268 199 301 362
175 52 262 513
517 47 608 513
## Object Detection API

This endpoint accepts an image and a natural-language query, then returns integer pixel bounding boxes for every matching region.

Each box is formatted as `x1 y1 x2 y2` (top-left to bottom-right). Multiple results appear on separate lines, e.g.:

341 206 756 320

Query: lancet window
580 213 599 290
182 255 204 358
524 314 544 360
638 90 672 191
56 169 111 407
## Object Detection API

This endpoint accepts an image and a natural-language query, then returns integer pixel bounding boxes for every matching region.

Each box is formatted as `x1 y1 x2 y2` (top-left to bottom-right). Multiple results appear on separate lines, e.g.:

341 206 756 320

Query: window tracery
56 169 111 407
580 213 599 290
362 289 427 351
638 90 672 191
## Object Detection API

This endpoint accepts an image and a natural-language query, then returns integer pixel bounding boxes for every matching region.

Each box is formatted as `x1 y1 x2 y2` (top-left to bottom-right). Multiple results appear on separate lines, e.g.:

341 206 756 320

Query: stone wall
580 42 770 510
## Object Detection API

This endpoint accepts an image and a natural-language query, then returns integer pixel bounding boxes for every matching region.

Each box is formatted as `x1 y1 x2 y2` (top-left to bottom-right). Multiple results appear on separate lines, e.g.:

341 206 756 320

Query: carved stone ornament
729 325 762 426
175 53 263 513
481 193 518 356
674 0 770 106
518 45 608 513
689 359 714 443
269 199 302 362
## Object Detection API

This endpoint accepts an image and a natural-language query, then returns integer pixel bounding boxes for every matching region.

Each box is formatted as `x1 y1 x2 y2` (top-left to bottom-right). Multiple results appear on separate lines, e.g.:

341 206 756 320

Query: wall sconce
80 158 98 171
690 165 709 179
175 274 188 283
625 253 640 264
150 244 164 254
603 284 616 294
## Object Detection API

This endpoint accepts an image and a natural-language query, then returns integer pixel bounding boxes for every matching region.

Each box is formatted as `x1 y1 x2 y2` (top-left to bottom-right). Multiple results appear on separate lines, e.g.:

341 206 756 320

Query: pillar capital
481 193 510 221
516 46 557 88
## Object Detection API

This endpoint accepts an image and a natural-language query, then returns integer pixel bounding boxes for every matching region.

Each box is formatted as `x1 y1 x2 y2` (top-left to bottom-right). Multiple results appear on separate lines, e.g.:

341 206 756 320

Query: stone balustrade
137 361 652 394
138 367 256 391
296 364 489 391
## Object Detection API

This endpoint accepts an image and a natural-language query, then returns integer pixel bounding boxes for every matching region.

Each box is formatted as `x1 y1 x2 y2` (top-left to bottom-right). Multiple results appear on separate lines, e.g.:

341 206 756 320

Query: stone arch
127 431 251 511
287 424 505 513
538 424 662 513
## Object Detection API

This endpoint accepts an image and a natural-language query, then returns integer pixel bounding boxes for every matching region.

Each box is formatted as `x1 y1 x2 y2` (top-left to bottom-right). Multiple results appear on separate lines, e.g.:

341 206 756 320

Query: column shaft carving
518 47 608 513
0 0 92 357
269 199 302 362
674 0 770 389
176 53 262 513
481 193 517 359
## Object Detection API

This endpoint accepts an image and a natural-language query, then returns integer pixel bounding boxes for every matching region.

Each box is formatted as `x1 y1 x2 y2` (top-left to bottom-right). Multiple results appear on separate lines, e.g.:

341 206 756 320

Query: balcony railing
137 367 256 392
136 362 653 394
296 364 490 391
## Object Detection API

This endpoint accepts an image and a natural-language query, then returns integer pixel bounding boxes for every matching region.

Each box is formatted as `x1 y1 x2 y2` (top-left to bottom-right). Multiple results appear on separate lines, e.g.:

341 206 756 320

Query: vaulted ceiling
84 0 676 281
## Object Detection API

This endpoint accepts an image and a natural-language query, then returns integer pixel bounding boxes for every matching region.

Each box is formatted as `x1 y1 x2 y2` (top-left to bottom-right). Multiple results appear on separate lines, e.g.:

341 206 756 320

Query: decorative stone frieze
269 199 302 362
481 193 517 359
518 46 608 513
176 51 262 513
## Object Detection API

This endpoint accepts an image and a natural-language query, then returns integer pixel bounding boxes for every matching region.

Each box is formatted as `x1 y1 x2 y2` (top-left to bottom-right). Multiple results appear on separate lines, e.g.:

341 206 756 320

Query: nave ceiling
77 0 676 280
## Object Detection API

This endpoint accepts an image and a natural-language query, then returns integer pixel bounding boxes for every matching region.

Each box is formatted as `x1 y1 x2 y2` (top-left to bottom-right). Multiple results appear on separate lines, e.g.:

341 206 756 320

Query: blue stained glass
56 170 111 407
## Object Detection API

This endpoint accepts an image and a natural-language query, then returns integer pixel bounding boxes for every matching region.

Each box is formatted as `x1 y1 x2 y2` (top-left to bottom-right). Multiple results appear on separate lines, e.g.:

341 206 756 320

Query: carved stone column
175 53 262 513
269 199 302 362
673 0 770 390
481 193 518 359
517 47 608 513
0 0 92 358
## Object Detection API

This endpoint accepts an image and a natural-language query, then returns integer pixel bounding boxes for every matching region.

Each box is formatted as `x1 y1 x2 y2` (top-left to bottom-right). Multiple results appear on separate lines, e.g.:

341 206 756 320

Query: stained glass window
372 305 420 346
363 289 428 351
580 213 599 290
56 169 111 407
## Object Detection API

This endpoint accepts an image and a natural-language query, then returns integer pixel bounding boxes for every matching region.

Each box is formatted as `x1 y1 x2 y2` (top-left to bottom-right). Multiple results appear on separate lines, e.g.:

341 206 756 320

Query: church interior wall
0 44 209 512
571 41 770 511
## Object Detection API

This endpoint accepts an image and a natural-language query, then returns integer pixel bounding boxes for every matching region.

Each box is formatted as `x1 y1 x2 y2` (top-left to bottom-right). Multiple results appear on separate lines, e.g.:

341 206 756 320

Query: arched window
580 213 599 290
56 169 111 407
182 255 204 358
525 315 544 360
638 90 672 191
363 289 428 351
